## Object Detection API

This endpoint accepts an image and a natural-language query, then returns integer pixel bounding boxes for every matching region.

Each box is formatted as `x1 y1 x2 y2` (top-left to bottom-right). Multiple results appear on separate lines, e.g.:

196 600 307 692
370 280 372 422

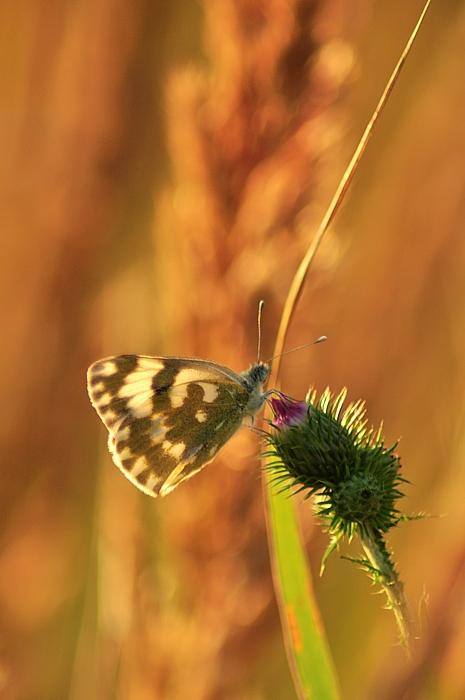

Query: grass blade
263 473 340 700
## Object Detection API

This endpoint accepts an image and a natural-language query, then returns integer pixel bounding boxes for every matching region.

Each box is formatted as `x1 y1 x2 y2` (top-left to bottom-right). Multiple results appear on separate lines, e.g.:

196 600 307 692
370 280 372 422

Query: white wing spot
118 373 153 399
136 358 165 372
126 392 153 418
100 410 125 432
117 368 158 418
117 446 133 462
150 416 168 443
162 441 185 460
131 456 148 477
195 409 207 423
170 384 189 408
114 426 130 442
145 475 161 492
96 362 118 377
96 392 113 408
176 368 215 384
102 409 118 424
197 382 219 403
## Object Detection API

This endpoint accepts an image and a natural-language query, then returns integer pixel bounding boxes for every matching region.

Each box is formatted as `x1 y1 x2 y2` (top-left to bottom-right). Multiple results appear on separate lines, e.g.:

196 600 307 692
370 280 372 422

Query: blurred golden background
2 0 465 698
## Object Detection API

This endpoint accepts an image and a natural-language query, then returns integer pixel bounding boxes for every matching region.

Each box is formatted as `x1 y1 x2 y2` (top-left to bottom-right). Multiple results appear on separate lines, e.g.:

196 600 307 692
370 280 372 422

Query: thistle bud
265 387 405 538
263 387 414 651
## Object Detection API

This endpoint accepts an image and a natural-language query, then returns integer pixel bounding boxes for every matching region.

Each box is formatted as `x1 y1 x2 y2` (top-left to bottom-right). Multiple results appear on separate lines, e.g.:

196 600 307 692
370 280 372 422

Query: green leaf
263 471 340 700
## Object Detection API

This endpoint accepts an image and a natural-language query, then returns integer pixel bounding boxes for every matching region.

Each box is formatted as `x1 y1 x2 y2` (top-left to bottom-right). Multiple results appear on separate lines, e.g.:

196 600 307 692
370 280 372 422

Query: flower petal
270 395 307 428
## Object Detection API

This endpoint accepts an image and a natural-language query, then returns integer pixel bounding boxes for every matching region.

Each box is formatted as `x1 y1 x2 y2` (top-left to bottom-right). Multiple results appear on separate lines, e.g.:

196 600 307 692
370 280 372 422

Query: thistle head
264 388 407 540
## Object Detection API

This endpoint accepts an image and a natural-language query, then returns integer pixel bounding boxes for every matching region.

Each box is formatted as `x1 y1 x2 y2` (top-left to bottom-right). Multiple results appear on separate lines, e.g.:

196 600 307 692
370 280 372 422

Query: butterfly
87 354 271 497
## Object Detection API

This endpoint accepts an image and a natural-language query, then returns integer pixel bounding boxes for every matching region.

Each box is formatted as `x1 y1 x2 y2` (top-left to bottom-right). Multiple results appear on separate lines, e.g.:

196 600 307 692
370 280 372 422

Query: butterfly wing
87 355 254 496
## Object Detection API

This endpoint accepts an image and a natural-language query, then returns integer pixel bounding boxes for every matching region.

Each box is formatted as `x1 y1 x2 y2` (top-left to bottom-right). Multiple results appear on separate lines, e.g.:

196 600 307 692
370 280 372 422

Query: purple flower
270 394 307 429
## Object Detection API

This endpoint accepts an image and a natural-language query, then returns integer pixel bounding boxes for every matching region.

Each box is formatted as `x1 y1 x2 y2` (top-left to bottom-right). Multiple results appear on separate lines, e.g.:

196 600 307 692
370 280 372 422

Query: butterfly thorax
239 362 271 423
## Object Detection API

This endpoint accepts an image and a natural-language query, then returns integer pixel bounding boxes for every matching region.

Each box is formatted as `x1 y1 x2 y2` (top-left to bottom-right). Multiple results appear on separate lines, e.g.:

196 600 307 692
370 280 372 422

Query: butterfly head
240 361 270 388
239 361 271 425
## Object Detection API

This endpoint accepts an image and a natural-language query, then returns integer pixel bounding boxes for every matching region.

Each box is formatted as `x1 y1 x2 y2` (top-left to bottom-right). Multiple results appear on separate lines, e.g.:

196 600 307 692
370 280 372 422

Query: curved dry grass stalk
271 0 432 374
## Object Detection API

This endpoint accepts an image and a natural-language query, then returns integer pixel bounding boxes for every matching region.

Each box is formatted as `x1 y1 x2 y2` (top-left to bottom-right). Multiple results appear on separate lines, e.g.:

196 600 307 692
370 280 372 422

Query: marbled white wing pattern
87 355 270 497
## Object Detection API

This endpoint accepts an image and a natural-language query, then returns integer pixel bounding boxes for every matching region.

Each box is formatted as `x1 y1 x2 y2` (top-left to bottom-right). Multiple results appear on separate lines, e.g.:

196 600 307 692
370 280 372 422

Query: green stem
360 526 414 656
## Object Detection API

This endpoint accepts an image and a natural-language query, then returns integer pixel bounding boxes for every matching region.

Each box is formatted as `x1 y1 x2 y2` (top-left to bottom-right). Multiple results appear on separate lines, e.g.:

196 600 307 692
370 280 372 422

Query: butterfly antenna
257 300 265 363
266 335 327 364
